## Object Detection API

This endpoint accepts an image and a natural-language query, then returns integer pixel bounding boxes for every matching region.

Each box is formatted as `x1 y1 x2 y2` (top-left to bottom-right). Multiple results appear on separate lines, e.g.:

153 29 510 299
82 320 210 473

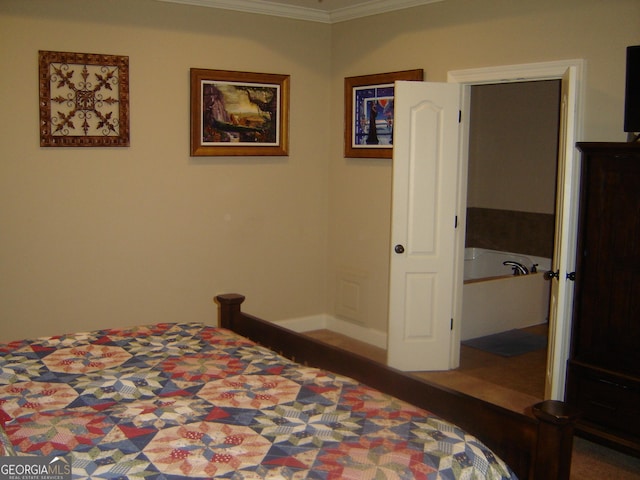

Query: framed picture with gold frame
344 69 423 158
190 69 290 156
39 50 130 147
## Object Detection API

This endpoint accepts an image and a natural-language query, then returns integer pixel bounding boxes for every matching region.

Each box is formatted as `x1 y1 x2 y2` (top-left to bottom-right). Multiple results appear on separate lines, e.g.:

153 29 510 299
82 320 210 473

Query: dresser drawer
567 364 640 437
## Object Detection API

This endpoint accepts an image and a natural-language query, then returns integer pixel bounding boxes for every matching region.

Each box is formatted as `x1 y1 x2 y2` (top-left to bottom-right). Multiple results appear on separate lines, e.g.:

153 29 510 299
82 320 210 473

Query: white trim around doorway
447 59 585 400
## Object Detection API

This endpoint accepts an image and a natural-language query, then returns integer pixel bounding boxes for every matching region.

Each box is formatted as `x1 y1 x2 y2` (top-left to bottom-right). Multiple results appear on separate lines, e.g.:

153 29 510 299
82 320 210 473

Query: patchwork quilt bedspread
0 323 516 479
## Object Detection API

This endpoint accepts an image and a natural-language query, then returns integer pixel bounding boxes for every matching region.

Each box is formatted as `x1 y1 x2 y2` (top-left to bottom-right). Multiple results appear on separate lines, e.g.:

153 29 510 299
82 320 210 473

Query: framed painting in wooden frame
190 69 290 156
344 69 423 158
39 50 130 147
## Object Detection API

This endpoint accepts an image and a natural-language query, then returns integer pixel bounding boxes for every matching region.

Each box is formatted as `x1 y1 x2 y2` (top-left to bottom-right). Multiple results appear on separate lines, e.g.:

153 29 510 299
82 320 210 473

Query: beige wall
468 81 560 215
0 0 331 341
1 0 639 342
328 0 640 332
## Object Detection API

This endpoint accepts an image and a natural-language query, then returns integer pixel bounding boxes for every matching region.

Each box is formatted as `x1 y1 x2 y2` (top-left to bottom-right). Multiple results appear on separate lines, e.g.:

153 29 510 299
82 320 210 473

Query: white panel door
387 81 462 371
545 65 579 399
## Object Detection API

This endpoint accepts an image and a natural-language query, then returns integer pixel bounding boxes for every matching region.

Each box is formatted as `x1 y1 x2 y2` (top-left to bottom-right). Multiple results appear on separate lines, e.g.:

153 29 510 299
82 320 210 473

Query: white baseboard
274 314 387 350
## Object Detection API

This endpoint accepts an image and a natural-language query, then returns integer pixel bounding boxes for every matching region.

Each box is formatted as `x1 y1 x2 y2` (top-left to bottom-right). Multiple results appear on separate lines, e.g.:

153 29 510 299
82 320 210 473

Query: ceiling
157 0 445 23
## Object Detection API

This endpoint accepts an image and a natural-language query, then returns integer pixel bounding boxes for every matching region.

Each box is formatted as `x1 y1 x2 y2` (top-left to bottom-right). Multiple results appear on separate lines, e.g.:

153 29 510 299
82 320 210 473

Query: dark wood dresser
566 142 640 456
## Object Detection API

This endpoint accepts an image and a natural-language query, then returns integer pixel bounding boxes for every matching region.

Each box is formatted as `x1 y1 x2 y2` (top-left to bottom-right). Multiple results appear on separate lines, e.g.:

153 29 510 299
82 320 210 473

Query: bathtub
461 248 551 341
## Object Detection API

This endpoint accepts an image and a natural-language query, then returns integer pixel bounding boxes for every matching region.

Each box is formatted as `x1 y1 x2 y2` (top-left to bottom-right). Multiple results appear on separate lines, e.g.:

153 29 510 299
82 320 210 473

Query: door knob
544 270 559 280
394 244 405 254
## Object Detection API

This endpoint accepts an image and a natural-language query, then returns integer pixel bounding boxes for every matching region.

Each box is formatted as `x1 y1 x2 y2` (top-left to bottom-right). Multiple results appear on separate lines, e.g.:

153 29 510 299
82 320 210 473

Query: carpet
462 329 547 357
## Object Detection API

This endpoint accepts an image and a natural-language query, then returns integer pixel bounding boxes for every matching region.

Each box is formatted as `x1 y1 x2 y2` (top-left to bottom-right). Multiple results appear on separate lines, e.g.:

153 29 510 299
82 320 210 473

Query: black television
624 45 640 139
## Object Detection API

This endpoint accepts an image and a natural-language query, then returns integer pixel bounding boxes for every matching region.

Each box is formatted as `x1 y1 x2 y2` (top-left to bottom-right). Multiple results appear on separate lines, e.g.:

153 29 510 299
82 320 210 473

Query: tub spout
503 260 529 275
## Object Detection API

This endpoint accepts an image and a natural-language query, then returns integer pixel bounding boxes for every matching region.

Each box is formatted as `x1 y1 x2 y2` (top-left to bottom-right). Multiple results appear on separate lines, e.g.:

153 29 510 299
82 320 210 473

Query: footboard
216 293 578 480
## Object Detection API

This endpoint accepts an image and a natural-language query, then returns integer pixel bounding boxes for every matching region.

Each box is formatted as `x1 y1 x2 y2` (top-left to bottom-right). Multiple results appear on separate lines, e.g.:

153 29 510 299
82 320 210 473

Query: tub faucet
503 261 529 275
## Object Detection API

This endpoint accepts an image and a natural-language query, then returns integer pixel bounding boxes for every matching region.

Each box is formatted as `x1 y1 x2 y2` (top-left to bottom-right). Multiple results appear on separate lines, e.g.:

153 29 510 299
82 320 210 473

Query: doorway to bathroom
450 59 584 400
385 60 583 400
462 79 561 401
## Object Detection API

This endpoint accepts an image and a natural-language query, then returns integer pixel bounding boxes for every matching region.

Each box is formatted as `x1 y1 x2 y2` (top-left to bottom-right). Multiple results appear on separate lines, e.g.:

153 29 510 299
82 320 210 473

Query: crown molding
156 0 444 24
330 0 443 23
156 0 331 22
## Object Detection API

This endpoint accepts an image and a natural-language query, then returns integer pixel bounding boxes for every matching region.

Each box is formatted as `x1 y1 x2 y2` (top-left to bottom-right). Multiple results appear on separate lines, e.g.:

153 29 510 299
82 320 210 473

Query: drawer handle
597 378 629 390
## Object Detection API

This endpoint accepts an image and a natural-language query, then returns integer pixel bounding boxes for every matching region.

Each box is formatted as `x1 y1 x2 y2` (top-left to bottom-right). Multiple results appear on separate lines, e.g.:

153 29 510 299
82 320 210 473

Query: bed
0 293 577 479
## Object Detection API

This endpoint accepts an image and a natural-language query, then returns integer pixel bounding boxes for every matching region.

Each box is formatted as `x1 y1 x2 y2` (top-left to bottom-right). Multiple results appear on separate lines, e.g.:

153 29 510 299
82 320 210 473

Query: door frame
447 59 585 400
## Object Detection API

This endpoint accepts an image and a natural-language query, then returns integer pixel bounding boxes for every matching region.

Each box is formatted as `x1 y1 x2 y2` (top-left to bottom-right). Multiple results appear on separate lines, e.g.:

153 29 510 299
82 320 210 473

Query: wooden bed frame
216 294 578 480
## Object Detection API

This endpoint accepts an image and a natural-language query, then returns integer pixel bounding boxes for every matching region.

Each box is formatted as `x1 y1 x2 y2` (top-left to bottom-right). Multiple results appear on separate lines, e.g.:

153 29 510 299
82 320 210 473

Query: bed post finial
531 400 579 480
214 293 246 329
